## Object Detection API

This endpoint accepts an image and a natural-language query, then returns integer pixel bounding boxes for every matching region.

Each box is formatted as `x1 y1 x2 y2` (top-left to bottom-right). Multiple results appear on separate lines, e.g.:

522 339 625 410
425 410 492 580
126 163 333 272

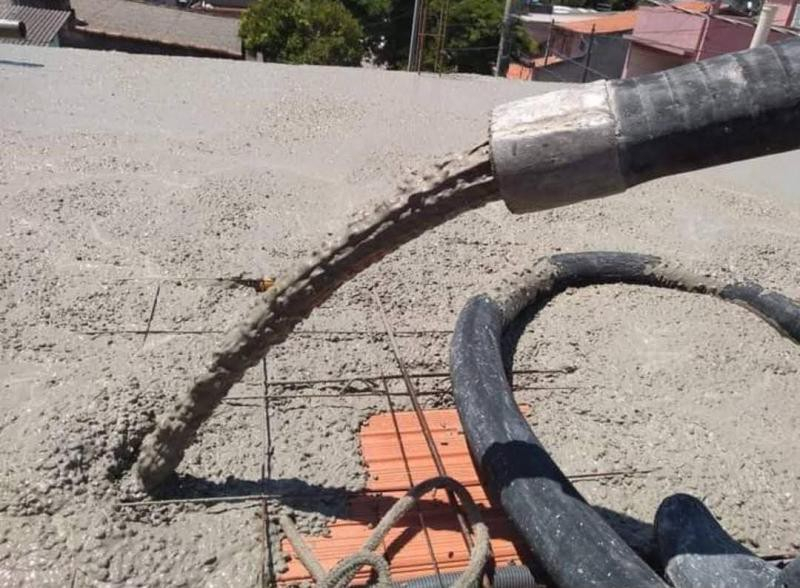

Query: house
65 0 242 58
190 0 255 17
530 9 639 82
766 0 798 27
508 0 797 83
506 61 535 80
0 1 71 46
518 5 617 48
623 0 799 77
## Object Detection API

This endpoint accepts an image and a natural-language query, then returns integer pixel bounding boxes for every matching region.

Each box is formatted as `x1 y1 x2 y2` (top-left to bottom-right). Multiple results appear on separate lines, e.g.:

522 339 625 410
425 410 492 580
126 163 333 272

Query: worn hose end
491 39 800 215
0 19 27 39
490 81 624 214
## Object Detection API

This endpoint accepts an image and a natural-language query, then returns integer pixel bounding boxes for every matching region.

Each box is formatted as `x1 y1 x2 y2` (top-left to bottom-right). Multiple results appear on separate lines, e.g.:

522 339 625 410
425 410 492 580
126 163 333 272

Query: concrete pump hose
449 252 800 588
135 39 800 492
490 39 800 214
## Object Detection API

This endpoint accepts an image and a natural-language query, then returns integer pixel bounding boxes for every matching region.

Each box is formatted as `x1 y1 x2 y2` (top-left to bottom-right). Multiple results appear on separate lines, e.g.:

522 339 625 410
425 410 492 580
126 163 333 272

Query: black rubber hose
450 252 800 588
655 493 781 588
394 564 537 588
490 39 800 215
610 39 800 186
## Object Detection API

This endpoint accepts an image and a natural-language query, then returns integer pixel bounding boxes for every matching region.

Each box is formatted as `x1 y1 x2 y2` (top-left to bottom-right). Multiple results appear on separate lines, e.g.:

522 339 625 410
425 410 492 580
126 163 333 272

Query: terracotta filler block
279 408 529 584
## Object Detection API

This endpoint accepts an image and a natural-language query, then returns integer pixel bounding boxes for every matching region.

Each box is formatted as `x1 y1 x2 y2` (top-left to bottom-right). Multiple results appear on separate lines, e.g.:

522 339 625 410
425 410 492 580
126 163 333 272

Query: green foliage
239 0 365 66
511 21 539 60
340 0 392 54
373 0 507 74
240 0 541 73
440 0 504 73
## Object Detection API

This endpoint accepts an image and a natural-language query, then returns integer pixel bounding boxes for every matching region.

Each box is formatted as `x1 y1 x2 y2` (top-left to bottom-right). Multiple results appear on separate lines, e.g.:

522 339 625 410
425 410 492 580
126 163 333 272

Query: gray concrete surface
0 45 798 586
698 150 800 211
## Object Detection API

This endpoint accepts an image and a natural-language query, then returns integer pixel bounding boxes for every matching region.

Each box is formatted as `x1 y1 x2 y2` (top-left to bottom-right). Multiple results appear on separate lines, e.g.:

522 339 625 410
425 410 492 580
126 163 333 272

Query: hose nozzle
491 39 800 214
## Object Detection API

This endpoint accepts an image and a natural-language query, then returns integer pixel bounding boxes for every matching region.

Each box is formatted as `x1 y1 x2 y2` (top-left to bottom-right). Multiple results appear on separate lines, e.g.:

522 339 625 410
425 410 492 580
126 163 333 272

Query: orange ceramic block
278 408 528 585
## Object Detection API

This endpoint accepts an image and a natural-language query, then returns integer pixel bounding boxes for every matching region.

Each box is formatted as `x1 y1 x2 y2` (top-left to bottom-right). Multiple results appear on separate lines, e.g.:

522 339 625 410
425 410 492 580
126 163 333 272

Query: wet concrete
1 45 798 586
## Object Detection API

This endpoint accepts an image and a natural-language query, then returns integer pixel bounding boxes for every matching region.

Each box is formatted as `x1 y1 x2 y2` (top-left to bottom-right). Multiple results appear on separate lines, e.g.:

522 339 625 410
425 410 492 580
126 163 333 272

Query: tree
371 0 504 73
340 0 392 56
240 0 365 66
441 0 505 73
371 0 415 68
368 0 536 74
240 0 536 74
511 21 539 61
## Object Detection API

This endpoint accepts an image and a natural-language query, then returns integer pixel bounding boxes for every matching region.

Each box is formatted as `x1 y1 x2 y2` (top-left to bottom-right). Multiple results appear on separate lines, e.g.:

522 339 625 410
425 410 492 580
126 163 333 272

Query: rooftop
518 4 615 23
71 0 241 55
0 1 70 46
0 44 798 585
555 1 712 34
557 10 637 33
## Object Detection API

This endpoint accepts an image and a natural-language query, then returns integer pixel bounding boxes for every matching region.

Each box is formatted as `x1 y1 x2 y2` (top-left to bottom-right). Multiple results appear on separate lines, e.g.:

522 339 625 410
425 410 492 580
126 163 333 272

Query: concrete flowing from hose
449 252 800 588
136 40 800 491
136 145 500 489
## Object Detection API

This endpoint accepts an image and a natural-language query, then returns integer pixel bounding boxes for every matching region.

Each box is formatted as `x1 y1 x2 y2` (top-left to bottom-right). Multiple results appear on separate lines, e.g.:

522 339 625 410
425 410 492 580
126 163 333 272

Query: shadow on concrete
152 469 660 574
154 472 522 541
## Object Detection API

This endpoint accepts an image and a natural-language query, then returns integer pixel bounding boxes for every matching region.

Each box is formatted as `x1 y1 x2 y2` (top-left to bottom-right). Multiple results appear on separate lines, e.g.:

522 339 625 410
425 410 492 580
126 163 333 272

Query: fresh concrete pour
1 45 798 586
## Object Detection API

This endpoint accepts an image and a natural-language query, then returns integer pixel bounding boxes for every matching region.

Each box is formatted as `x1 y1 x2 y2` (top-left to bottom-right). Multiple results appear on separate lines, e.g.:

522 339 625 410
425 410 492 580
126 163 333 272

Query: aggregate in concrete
0 45 798 586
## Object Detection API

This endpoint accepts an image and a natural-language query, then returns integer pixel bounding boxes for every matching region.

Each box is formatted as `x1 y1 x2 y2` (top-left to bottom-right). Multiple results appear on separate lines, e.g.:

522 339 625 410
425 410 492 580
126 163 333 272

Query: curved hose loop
280 476 493 588
450 252 800 588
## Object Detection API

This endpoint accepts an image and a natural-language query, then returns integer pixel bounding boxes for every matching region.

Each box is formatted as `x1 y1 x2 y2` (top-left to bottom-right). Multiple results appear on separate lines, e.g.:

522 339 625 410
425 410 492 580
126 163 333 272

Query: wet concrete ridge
0 45 798 585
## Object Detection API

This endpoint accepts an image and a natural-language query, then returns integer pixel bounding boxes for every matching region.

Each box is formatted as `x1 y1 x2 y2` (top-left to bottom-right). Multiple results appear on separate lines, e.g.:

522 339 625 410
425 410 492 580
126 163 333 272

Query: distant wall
61 27 242 59
697 18 791 60
623 42 689 77
770 0 797 27
536 35 630 82
631 6 705 53
549 28 585 59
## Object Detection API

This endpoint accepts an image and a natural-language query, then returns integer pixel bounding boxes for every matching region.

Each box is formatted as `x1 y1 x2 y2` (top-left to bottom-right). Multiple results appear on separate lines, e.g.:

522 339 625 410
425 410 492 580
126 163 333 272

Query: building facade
623 1 798 77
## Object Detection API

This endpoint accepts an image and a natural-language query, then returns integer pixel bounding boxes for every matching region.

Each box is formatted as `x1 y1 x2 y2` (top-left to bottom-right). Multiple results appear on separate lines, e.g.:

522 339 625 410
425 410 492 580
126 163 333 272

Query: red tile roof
506 62 534 80
557 10 638 34
672 0 713 11
557 2 711 35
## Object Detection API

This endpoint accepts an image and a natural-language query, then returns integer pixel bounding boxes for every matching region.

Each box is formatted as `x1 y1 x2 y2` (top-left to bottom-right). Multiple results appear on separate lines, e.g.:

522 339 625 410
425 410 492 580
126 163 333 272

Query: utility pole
750 3 776 48
407 0 423 70
415 0 430 72
433 0 451 73
542 17 554 66
495 0 514 77
581 24 596 83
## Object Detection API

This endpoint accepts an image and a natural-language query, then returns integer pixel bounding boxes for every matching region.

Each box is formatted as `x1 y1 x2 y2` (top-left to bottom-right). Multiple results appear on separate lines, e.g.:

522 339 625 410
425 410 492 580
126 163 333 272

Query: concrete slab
1 45 798 585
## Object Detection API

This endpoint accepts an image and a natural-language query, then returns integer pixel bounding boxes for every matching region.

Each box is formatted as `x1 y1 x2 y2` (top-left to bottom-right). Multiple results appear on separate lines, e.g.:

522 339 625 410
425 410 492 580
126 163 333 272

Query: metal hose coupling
490 39 800 214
